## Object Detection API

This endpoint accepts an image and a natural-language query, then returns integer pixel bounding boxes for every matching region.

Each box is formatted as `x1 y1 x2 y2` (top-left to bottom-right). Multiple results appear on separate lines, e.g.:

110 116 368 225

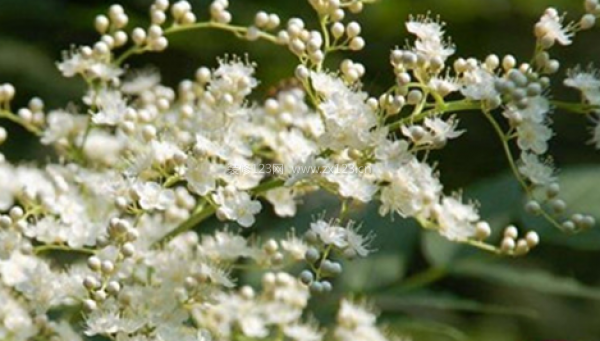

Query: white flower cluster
0 0 597 340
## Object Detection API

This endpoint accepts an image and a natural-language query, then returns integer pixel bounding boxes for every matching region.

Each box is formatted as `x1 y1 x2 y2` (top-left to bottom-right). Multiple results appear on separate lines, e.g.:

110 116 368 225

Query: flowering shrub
0 0 599 340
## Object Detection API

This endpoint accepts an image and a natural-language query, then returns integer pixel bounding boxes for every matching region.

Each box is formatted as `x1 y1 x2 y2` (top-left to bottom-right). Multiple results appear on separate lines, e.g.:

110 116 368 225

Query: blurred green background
1 0 600 340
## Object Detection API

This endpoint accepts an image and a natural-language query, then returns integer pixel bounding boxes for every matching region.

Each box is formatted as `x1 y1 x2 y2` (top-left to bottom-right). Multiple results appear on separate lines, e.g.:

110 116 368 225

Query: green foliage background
1 0 600 340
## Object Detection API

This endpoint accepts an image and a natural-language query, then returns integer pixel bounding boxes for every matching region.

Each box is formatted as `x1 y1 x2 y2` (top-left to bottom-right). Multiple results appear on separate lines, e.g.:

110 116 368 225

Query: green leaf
375 292 538 318
340 253 406 292
387 318 471 341
452 260 600 300
519 165 600 250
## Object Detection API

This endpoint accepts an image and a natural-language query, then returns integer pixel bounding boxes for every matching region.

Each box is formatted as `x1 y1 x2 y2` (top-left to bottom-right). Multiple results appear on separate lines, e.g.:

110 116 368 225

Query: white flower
378 159 442 219
516 120 553 155
199 229 256 261
41 110 87 145
535 8 573 46
93 90 128 126
208 58 258 105
280 231 309 261
344 222 374 258
310 220 347 248
133 181 175 211
424 116 464 144
324 171 377 203
461 66 500 101
265 187 297 217
518 152 556 185
121 68 161 94
564 68 600 91
284 323 323 341
0 252 40 287
337 299 377 327
213 187 262 227
435 196 479 241
406 16 455 61
185 157 219 196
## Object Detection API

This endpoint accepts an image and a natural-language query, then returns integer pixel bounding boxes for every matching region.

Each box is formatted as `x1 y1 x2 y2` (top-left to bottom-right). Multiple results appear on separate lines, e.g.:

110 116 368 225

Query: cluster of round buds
131 24 168 51
580 0 598 30
262 272 308 308
330 21 365 51
209 0 232 24
309 0 365 20
262 238 285 266
13 97 45 129
253 11 281 31
94 5 129 49
500 225 540 255
340 59 365 82
298 230 344 294
105 217 138 257
524 183 597 232
170 1 196 26
390 49 419 83
83 255 122 312
494 65 550 123
280 18 326 64
378 92 405 116
164 187 195 223
1 207 27 234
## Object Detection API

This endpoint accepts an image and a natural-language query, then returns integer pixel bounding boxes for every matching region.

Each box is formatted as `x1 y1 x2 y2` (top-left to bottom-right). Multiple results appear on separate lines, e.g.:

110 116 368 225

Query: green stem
156 178 285 245
116 22 279 66
34 244 96 255
483 110 565 232
551 100 599 114
482 110 530 193
388 100 482 130
0 110 42 136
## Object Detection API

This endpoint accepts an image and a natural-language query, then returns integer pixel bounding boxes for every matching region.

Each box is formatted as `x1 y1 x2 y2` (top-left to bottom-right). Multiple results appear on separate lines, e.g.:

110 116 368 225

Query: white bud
195 67 211 83
330 8 345 22
122 242 135 257
246 26 260 41
83 299 97 312
504 225 518 239
101 260 115 274
152 37 169 51
267 14 281 29
580 13 596 30
148 25 163 39
331 22 345 39
9 206 24 220
255 11 269 28
142 125 157 141
475 221 491 239
525 231 539 248
113 31 128 46
264 239 279 254
94 41 110 55
151 9 167 24
95 15 110 33
108 4 125 19
349 36 365 51
87 256 102 271
154 0 170 11
502 55 516 71
346 21 361 37
295 65 310 81
107 281 121 295
501 237 515 252
113 13 129 29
